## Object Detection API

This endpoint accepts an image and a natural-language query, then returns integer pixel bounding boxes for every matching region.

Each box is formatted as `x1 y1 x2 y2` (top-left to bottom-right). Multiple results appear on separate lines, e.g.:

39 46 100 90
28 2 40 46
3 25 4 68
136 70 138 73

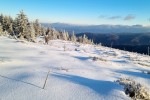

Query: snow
0 36 150 100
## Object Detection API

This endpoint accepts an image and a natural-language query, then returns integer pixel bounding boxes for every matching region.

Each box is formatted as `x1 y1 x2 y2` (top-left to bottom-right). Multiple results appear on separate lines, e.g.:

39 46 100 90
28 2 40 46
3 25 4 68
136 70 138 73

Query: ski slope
0 36 150 100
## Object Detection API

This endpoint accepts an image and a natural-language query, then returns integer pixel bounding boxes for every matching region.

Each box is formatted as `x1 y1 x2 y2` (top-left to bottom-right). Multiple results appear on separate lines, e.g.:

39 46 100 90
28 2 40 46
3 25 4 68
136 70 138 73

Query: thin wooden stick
43 70 50 89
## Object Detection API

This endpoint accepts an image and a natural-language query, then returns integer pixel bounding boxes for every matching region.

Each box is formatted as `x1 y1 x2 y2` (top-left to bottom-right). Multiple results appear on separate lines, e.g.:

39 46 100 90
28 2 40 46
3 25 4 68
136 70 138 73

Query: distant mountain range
76 32 150 45
76 33 150 55
42 22 150 34
41 22 150 54
41 22 150 46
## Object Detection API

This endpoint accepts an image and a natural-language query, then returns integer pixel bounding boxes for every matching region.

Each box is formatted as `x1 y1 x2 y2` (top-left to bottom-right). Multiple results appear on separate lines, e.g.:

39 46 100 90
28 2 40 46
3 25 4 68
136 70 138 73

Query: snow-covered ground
0 36 150 100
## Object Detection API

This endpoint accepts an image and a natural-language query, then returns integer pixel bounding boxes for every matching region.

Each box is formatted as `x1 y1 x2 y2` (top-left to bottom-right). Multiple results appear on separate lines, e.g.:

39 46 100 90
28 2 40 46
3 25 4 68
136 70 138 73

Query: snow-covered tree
34 19 41 36
46 27 51 35
0 11 96 45
51 28 58 40
91 39 94 44
0 23 3 35
59 31 64 40
57 31 61 39
2 16 9 31
82 34 88 44
62 30 68 41
7 23 13 35
28 23 36 42
0 14 4 26
16 10 29 39
0 14 4 27
78 36 83 43
13 18 19 36
66 32 69 40
71 31 77 43
44 27 56 40
41 27 46 36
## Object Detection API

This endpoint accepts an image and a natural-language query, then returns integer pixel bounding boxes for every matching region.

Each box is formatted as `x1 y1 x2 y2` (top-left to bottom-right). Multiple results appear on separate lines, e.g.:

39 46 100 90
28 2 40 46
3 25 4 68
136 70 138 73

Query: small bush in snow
117 78 150 100
63 44 66 51
92 57 98 61
38 40 44 44
138 62 150 67
92 56 107 62
59 67 69 72
75 48 79 51
98 58 107 62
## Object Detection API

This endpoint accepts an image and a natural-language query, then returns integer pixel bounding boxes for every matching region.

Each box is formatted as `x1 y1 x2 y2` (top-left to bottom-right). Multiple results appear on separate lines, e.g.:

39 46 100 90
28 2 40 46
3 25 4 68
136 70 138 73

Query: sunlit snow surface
0 36 150 100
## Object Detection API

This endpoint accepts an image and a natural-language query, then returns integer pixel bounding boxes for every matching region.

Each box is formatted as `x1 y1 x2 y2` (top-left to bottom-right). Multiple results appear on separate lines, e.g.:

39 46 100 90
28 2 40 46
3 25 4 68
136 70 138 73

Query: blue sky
0 0 150 25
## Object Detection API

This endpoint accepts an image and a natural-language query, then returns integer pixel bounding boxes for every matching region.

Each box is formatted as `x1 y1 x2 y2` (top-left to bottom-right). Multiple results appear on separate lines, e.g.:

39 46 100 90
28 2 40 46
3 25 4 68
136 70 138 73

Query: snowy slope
0 36 150 100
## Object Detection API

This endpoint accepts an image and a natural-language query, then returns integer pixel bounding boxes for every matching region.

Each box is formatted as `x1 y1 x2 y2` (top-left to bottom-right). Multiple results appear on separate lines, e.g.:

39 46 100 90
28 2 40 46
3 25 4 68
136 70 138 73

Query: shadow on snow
0 74 42 89
52 73 121 95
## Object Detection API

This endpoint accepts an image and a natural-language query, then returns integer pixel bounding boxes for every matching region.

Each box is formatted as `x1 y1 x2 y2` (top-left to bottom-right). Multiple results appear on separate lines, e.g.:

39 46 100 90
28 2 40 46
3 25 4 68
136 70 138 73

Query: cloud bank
99 14 136 21
124 14 136 20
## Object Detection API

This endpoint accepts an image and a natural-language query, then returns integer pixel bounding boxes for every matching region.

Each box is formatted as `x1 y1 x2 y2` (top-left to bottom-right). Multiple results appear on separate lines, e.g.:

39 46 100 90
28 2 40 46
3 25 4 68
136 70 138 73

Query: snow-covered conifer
8 23 13 35
83 34 88 44
41 27 46 36
78 36 83 43
0 23 3 35
16 10 29 39
28 23 36 42
71 31 77 43
34 19 41 36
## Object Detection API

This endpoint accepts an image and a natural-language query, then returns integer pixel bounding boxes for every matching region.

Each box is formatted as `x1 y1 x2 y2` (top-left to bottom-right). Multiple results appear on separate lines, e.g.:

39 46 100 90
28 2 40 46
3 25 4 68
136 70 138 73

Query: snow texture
0 36 150 100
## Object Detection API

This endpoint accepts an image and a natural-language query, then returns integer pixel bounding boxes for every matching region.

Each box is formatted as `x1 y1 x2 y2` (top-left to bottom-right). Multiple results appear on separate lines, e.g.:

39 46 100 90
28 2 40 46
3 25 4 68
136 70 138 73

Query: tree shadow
52 73 121 95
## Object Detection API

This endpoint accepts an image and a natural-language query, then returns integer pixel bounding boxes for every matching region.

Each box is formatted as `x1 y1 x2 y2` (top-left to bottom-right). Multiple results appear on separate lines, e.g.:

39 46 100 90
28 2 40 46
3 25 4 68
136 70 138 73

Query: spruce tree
57 30 61 39
71 31 77 43
8 23 13 35
0 23 3 35
83 34 88 44
34 19 41 36
16 10 29 39
0 14 4 27
2 16 9 31
63 30 68 41
66 32 69 40
41 27 46 36
59 31 64 40
13 18 19 36
78 36 83 43
0 14 3 25
28 23 36 42
0 15 13 33
48 28 56 40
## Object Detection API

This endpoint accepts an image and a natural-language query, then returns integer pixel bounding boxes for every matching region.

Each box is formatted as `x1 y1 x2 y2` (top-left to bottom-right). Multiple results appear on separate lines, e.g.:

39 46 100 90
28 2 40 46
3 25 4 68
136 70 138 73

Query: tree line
0 11 94 44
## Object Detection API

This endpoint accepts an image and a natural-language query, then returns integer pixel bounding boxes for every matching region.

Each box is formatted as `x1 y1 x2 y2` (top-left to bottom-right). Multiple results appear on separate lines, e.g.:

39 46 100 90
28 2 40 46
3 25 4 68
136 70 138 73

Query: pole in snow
43 70 50 89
